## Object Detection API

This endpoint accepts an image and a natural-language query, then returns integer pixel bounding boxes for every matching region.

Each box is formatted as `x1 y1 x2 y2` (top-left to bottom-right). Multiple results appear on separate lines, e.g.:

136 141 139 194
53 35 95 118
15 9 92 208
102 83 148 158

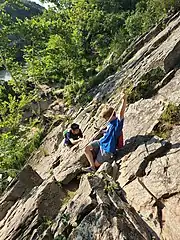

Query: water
28 0 53 8
0 70 11 81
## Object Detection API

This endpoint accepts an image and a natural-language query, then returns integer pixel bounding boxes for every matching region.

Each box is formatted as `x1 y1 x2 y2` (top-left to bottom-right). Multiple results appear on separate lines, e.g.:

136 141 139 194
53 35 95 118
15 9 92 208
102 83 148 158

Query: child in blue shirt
83 93 127 172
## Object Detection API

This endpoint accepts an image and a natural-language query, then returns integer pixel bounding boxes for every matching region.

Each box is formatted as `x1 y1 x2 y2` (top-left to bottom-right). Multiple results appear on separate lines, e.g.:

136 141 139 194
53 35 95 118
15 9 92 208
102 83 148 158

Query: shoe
82 166 96 173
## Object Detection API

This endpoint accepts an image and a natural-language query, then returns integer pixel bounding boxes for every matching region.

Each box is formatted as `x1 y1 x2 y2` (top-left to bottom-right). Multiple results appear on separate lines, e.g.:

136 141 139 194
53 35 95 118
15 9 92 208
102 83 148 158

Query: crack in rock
136 141 172 177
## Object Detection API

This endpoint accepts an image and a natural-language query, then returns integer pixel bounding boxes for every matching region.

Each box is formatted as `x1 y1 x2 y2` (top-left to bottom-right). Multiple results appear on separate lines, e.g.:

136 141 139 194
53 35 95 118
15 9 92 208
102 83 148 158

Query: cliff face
3 0 43 19
0 12 180 240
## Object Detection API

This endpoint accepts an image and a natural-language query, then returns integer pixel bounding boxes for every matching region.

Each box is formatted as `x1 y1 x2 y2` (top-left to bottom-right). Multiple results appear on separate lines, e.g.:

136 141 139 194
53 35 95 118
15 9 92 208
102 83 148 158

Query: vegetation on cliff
0 0 179 179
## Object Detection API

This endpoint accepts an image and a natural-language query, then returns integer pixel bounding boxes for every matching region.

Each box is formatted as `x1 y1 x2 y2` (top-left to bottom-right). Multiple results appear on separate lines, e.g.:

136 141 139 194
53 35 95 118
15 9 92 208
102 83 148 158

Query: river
0 70 11 81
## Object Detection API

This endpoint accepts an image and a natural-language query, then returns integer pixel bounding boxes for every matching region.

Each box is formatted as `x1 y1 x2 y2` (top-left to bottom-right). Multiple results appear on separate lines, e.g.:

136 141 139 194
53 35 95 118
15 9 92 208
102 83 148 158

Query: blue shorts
89 140 114 164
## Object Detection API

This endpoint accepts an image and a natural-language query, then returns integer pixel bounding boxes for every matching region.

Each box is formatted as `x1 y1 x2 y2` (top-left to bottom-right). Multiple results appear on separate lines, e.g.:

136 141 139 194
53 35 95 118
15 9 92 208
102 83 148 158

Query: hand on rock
72 144 79 152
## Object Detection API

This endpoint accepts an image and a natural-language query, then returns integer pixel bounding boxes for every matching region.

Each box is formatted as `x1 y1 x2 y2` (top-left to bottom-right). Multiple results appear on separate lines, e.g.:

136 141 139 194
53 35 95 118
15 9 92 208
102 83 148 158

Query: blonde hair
101 106 115 120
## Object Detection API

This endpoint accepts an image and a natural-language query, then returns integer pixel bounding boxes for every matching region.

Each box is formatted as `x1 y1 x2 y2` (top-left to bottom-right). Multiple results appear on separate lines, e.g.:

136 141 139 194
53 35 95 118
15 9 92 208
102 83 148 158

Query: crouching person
83 94 126 172
64 123 83 148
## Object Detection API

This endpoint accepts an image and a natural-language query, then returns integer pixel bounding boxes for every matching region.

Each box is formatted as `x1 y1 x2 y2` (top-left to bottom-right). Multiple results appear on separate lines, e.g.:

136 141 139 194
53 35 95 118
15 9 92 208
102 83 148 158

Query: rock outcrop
53 174 158 240
0 166 66 240
1 11 180 240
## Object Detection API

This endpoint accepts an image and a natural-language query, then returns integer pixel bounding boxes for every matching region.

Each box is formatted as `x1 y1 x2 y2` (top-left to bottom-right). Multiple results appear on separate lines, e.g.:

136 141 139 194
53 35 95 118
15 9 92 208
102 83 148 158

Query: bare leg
95 160 101 168
84 145 95 168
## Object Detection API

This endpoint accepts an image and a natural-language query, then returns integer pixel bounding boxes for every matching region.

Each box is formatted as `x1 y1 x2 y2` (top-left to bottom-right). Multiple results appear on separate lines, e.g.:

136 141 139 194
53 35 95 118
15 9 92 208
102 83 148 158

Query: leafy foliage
152 103 180 139
0 128 42 172
0 0 179 182
54 235 67 240
126 67 165 104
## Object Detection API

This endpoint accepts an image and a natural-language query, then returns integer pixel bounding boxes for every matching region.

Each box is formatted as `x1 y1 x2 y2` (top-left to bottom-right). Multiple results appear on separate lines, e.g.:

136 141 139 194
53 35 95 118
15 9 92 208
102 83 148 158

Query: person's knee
85 145 91 153
95 160 101 168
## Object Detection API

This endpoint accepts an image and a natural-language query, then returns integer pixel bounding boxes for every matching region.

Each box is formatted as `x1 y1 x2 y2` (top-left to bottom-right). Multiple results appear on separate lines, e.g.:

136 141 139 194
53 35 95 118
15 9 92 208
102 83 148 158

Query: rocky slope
0 12 180 240
4 0 43 19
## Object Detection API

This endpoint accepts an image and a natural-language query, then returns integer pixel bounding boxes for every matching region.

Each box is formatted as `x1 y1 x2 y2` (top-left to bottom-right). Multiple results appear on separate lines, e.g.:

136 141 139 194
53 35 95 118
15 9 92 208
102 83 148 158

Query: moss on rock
152 103 180 139
126 67 165 104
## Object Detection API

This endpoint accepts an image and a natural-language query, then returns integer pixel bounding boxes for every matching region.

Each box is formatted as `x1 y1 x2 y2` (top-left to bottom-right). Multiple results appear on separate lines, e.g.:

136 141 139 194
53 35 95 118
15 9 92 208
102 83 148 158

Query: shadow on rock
116 134 153 161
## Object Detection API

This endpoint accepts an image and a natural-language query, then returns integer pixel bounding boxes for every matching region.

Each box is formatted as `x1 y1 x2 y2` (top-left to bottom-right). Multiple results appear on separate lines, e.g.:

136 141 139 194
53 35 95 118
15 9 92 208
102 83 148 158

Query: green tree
0 0 179 182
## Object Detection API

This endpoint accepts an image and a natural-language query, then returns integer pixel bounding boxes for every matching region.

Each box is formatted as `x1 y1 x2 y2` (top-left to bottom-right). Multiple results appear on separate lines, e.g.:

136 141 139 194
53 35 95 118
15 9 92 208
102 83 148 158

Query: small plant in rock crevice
60 213 70 226
103 177 119 193
62 191 77 206
39 216 53 233
40 147 49 157
126 67 165 104
152 103 180 139
54 234 67 240
49 169 54 176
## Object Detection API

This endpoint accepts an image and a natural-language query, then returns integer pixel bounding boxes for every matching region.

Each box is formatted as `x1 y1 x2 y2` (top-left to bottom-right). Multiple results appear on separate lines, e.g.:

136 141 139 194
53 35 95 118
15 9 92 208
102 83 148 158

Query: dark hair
71 123 79 130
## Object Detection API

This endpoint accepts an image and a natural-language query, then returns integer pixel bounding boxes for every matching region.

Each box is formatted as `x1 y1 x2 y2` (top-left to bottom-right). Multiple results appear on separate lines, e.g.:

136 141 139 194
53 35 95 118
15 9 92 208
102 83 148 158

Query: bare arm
119 94 127 119
69 138 83 145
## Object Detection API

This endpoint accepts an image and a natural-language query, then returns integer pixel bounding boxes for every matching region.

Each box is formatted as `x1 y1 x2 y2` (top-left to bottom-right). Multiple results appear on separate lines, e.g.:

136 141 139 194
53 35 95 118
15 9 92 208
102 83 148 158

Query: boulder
0 177 66 240
164 40 180 72
53 151 87 184
29 124 64 179
52 174 158 240
123 99 164 141
157 69 180 104
117 127 180 239
96 162 113 176
0 165 43 221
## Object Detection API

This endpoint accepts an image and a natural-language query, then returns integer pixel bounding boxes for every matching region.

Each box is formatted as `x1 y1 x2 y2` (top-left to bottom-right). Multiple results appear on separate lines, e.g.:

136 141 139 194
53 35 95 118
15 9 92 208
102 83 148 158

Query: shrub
152 103 180 139
126 67 165 103
0 127 43 177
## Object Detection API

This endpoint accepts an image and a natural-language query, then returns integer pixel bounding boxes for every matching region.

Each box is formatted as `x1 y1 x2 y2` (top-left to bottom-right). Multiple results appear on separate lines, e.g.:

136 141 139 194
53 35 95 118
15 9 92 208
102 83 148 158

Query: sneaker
82 166 96 173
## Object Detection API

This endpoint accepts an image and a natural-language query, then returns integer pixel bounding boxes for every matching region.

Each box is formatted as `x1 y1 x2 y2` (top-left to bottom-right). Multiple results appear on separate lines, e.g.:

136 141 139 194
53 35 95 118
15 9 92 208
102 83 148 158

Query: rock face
0 165 43 221
0 166 66 240
117 131 180 240
22 84 65 124
1 11 180 240
52 174 158 240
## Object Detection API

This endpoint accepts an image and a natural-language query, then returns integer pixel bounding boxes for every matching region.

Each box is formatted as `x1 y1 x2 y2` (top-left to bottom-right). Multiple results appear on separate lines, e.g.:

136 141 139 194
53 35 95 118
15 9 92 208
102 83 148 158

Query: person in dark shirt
64 123 83 147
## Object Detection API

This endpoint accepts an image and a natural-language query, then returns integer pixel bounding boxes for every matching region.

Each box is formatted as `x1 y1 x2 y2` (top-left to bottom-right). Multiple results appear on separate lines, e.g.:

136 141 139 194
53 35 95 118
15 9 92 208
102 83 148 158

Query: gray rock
0 178 66 240
117 127 180 240
157 69 180 104
0 165 43 221
29 124 64 179
52 174 158 240
164 40 180 72
96 162 113 176
123 99 164 141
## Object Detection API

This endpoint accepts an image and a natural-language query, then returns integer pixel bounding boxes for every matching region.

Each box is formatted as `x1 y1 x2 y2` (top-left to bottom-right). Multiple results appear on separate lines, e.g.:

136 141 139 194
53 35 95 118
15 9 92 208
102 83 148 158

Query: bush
152 103 180 139
0 127 43 177
125 0 167 40
126 67 165 103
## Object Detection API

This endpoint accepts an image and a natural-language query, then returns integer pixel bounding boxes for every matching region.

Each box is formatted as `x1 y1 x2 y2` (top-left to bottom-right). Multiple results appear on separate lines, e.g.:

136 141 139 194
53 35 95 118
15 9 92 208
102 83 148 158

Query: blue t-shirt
99 118 124 153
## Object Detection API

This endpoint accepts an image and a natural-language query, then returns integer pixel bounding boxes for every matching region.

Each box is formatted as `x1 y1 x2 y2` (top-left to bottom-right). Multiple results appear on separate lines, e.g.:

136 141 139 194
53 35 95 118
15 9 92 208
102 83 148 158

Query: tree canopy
0 0 179 183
